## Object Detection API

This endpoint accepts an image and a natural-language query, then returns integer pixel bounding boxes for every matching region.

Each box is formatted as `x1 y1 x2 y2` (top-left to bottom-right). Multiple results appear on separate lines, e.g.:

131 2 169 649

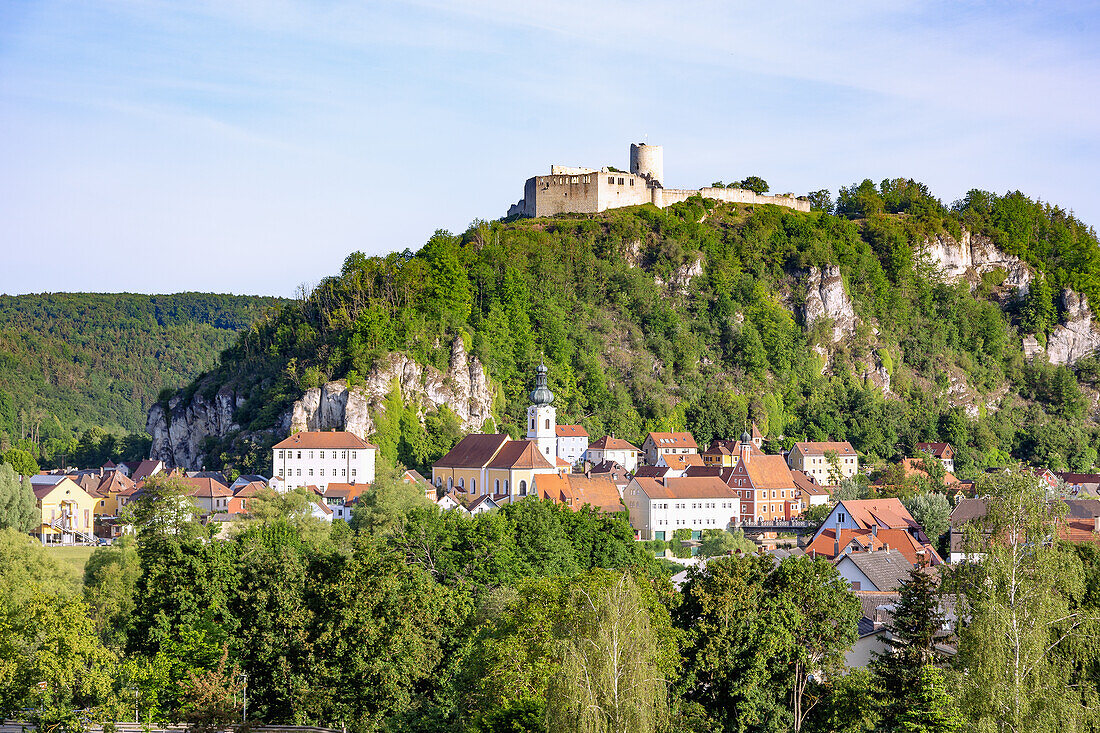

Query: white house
625 475 739 541
556 425 589 467
272 432 378 490
835 550 913 592
786 441 858 485
585 436 641 473
642 432 698 467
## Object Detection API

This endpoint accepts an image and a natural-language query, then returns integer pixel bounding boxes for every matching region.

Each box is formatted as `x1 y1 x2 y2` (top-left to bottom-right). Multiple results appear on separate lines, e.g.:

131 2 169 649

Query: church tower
527 361 557 460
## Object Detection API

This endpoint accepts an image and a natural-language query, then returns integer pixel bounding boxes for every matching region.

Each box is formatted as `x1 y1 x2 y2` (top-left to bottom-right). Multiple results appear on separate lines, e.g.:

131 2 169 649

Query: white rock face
287 336 494 437
655 256 704 294
147 385 244 471
804 265 857 342
149 336 494 469
920 231 1031 294
1046 290 1100 365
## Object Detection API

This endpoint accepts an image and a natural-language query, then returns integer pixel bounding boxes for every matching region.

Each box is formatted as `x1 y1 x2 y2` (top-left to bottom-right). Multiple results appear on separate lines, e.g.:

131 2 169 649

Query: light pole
239 672 248 723
130 686 139 724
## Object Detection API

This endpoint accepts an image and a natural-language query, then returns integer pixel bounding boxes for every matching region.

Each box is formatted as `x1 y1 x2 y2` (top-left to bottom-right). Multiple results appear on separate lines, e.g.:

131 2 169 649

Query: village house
585 460 631 497
835 549 915 592
806 498 941 565
93 470 134 516
625 475 738 541
272 431 378 490
657 452 705 477
585 436 641 473
724 436 801 521
181 476 233 515
948 497 1100 563
29 475 98 544
555 425 589 467
915 442 955 473
321 482 367 521
642 432 699 466
786 441 858 485
1057 472 1100 497
792 469 831 508
432 433 559 501
227 481 267 515
532 472 623 513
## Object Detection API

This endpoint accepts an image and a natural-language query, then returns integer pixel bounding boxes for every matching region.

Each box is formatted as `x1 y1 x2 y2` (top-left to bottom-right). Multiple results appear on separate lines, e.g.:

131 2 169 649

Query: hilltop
146 178 1100 478
0 292 283 463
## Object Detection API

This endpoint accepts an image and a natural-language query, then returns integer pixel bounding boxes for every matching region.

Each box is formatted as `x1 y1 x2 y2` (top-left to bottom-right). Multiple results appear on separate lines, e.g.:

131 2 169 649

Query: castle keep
507 143 810 218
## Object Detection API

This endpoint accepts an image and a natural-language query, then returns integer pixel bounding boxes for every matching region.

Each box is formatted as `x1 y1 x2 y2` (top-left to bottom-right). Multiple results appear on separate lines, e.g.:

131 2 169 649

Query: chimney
872 524 878 537
834 536 840 557
1094 515 1100 533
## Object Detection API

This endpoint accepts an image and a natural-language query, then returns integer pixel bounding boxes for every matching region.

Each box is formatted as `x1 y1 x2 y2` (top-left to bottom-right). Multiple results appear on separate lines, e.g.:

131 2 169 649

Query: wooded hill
175 178 1100 478
0 292 283 463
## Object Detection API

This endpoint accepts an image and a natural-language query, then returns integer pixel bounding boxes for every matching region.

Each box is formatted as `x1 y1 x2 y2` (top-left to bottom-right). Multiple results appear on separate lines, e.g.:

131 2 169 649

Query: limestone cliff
1045 289 1100 365
148 336 493 469
920 231 1031 294
803 265 858 343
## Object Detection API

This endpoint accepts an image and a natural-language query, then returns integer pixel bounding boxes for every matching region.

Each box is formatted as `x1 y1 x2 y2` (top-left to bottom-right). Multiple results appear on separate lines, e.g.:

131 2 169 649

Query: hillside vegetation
0 292 282 465
184 178 1100 478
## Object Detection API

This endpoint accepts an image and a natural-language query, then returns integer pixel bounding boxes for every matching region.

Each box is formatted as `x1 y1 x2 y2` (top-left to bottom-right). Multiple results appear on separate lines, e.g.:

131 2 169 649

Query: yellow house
29 476 98 544
787 441 859 486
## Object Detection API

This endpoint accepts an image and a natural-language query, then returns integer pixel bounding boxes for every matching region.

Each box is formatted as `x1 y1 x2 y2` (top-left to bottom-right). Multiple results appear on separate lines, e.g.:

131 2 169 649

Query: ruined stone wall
531 172 600 216
595 171 650 211
651 187 810 213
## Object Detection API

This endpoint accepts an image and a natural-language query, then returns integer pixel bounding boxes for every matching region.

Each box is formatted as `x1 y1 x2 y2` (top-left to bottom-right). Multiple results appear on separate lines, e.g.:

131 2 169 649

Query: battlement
507 144 810 218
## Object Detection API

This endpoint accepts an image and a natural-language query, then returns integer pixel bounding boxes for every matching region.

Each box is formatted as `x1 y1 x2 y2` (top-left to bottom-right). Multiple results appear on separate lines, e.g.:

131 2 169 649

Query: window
341 450 347 459
351 451 357 459
618 177 624 185
530 418 535 430
309 451 314 459
545 418 550 430
495 479 500 493
319 469 325 477
504 480 509 492
309 469 314 477
351 469 357 477
520 480 527 496
839 512 846 523
297 451 302 459
471 479 477 493
341 469 346 476
608 176 614 184
458 478 465 489
278 450 284 459
296 469 302 476
630 179 634 186
448 477 453 490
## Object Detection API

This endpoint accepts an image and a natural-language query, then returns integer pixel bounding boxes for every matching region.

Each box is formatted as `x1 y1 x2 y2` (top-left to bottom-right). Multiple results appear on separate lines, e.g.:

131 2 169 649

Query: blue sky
1 1 1098 297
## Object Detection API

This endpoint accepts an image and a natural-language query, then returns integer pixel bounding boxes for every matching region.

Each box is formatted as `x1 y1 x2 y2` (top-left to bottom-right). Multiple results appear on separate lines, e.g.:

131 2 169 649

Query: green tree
84 536 141 652
698 528 756 558
954 470 1092 731
545 571 674 733
1021 275 1056 336
350 455 432 537
767 556 861 732
738 176 769 195
2 447 39 477
124 474 201 537
894 666 964 733
807 190 833 214
872 559 948 728
903 492 951 544
0 464 37 532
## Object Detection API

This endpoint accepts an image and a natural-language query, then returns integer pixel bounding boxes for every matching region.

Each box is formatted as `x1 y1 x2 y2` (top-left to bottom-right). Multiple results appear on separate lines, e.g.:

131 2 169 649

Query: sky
1 1 1098 297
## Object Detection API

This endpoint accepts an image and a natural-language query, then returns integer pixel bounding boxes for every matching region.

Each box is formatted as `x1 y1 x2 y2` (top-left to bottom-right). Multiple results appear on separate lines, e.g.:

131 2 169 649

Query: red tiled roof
792 469 829 495
588 436 640 452
794 441 856 456
487 440 555 470
916 442 952 458
556 424 589 438
806 527 942 566
647 432 698 449
742 455 796 490
433 434 510 469
662 453 704 470
232 481 268 498
182 477 232 498
632 476 737 500
273 431 377 450
838 498 916 530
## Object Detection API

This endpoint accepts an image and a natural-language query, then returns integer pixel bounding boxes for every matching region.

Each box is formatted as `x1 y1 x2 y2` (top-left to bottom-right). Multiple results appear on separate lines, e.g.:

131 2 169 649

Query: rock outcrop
285 336 493 437
804 265 857 342
1046 290 1100 365
149 336 493 469
655 256 703 294
920 231 1031 294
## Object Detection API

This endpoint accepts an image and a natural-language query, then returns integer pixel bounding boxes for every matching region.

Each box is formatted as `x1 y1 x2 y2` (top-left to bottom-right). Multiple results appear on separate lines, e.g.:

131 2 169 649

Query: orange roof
588 436 640 452
663 453 704 470
556 425 589 438
647 432 698 449
838 498 916 530
742 455 796 490
182 477 233 498
806 527 942 566
791 469 829 495
487 440 555 470
273 431 377 450
794 441 856 456
97 471 135 495
323 482 368 501
632 476 736 500
232 481 268 498
534 473 625 512
898 458 959 485
916 442 952 458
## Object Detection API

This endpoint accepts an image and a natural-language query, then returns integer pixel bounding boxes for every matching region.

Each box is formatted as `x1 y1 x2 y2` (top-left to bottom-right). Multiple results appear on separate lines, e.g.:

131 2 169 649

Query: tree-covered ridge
0 292 283 459
190 183 1100 478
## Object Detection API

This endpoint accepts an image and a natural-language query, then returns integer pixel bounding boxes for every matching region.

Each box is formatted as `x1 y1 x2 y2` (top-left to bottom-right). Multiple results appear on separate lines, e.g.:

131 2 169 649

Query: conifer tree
872 559 947 728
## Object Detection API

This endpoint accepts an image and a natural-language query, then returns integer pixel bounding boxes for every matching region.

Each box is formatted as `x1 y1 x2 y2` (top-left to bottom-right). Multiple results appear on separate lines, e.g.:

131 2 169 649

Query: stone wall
651 187 810 213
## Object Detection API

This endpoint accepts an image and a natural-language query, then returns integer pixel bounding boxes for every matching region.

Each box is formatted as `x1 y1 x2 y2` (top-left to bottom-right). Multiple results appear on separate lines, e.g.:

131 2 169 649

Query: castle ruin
507 143 811 218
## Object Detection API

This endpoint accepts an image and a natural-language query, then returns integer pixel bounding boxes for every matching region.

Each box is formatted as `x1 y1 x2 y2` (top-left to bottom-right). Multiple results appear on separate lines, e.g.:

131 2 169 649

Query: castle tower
630 143 664 187
526 361 558 460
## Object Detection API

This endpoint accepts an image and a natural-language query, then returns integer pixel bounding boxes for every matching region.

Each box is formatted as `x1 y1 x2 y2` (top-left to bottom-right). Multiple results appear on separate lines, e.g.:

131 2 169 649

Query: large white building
272 432 378 490
585 436 641 473
625 475 739 541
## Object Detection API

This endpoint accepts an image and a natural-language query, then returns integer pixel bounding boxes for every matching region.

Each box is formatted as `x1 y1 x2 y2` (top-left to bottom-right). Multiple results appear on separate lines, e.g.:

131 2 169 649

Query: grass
44 545 95 585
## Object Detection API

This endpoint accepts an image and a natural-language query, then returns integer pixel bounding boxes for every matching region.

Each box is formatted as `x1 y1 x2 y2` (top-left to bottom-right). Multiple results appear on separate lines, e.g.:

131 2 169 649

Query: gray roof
840 550 913 592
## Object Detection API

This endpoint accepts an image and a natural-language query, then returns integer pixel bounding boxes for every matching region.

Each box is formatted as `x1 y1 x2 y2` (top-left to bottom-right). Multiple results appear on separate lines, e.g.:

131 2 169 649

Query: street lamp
130 686 139 724
238 672 248 723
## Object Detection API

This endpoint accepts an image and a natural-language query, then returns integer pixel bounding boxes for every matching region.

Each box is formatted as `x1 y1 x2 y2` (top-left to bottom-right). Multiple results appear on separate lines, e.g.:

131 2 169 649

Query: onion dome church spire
530 360 554 406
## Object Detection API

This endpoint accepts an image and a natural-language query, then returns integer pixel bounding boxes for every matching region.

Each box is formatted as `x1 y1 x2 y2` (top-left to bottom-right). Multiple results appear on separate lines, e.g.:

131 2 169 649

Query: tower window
545 418 550 430
531 419 535 430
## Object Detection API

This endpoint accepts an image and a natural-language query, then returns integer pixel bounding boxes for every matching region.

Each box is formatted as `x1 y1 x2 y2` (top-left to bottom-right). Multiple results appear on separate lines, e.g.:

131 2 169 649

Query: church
431 362 587 501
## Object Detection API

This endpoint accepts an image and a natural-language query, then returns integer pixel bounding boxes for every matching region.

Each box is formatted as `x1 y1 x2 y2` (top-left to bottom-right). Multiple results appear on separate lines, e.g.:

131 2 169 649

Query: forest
0 292 283 467
1 468 1098 733
178 180 1100 479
